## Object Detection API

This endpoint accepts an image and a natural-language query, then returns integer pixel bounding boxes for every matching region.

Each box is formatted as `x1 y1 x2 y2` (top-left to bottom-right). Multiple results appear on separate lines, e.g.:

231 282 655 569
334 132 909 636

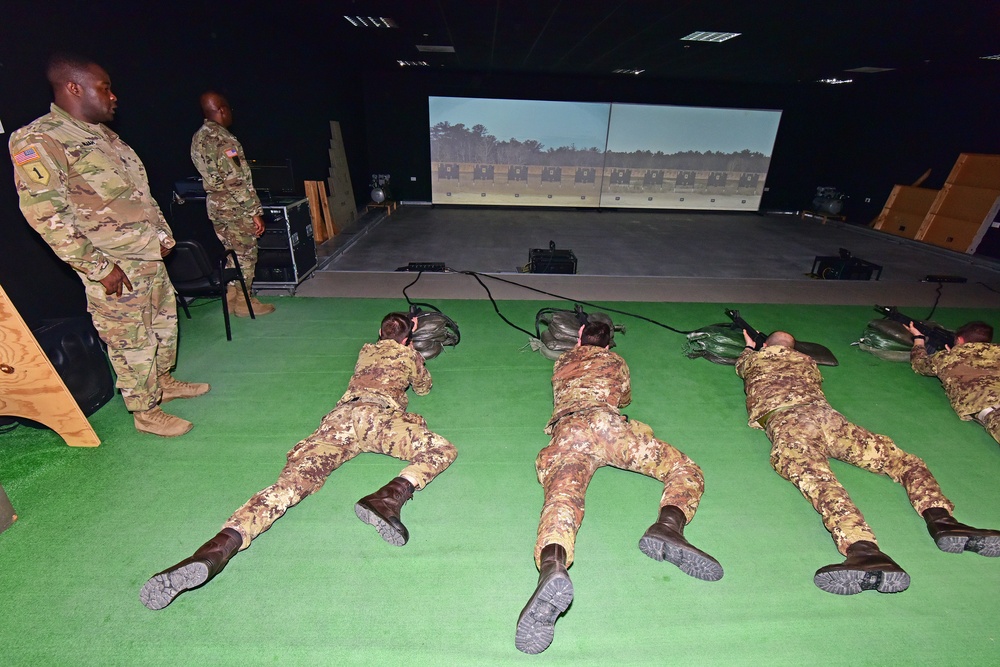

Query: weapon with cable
725 309 766 350
683 308 838 366
873 305 954 355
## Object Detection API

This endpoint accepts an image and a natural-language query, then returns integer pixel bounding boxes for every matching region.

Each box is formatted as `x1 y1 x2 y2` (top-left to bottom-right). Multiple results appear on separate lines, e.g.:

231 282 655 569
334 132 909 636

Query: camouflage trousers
534 409 704 567
210 212 258 286
975 408 1000 446
764 404 954 555
82 259 177 412
224 400 457 550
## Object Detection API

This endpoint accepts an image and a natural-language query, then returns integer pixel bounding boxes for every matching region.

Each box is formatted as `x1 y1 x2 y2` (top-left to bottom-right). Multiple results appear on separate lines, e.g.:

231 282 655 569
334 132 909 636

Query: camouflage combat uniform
224 339 457 549
534 345 705 567
190 120 263 285
736 345 953 555
911 343 1000 444
9 103 178 412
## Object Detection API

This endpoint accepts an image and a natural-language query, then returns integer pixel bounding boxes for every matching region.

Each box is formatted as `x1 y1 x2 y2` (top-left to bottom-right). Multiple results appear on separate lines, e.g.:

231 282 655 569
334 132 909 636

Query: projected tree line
427 98 781 210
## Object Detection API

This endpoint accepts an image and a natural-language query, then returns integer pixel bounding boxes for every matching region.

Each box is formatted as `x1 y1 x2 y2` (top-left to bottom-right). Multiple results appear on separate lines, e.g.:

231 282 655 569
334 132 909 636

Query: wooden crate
916 213 983 252
872 185 937 239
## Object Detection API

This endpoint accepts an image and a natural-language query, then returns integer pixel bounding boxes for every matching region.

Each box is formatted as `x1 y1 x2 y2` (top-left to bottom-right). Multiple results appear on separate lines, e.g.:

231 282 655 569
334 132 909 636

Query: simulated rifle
721 308 839 366
725 309 766 350
874 305 955 355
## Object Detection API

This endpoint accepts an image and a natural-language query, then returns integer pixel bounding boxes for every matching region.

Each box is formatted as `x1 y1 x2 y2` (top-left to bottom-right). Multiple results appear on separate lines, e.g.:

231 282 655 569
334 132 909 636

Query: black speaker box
529 248 577 274
30 316 115 419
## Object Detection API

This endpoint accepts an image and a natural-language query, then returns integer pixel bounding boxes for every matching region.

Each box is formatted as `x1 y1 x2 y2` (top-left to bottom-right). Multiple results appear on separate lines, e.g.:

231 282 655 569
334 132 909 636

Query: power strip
395 262 446 272
923 275 967 283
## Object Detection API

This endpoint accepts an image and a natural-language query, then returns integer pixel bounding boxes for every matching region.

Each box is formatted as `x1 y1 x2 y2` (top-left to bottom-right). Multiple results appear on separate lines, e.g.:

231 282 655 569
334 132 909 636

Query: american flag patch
225 148 238 158
13 146 41 165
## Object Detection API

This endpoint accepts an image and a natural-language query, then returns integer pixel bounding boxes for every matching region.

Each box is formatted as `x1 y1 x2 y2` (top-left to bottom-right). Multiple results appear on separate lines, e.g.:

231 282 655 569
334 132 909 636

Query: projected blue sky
429 97 781 156
608 104 781 155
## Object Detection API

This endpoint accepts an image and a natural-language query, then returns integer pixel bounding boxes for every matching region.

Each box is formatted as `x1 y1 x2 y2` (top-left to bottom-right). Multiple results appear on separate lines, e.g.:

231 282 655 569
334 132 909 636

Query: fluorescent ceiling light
845 66 895 73
980 54 1000 60
416 45 456 53
612 69 645 75
680 31 740 43
344 16 397 28
398 61 429 67
817 78 854 85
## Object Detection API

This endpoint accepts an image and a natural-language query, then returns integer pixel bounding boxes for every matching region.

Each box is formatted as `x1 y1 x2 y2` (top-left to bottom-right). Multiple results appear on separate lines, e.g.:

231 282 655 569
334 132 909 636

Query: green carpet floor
2 297 999 666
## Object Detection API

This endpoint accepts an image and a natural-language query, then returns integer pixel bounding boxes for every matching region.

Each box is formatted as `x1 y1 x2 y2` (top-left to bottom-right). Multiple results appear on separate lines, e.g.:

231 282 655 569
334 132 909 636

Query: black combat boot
354 477 415 546
638 505 724 581
923 507 1000 557
813 540 910 595
515 544 574 655
139 527 243 610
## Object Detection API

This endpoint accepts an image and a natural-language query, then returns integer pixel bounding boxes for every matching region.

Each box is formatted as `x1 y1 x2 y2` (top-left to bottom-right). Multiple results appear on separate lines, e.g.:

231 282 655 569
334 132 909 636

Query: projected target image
428 97 782 211
601 104 780 210
429 97 610 207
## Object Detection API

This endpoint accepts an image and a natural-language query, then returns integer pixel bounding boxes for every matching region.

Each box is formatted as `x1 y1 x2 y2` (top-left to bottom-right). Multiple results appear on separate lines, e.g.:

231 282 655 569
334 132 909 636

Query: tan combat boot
134 406 193 437
159 374 211 403
229 283 274 317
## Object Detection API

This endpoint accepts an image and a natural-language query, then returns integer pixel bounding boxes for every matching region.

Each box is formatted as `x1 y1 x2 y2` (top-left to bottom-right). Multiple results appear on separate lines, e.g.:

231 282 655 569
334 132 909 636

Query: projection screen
429 97 781 211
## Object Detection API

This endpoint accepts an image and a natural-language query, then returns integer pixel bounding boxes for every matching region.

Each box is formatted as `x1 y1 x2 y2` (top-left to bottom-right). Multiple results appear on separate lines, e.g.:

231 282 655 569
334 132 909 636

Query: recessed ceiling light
416 45 456 53
844 67 895 73
344 16 397 28
980 54 1000 60
612 69 645 75
817 78 854 85
398 60 429 67
680 31 740 43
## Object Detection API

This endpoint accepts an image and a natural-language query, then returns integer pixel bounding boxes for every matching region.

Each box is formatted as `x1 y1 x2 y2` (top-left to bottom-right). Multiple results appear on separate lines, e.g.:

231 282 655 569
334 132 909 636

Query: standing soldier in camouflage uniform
190 91 274 317
139 312 457 610
516 321 723 655
8 53 209 438
906 320 1000 445
736 329 1000 596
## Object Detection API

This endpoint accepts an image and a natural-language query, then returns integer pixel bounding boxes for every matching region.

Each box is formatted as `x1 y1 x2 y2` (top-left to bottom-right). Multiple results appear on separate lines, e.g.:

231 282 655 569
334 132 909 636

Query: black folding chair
165 240 254 340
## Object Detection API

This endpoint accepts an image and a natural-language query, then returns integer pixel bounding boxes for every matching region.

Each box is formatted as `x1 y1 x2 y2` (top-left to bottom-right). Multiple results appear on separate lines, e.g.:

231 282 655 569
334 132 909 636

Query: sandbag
411 311 460 360
853 318 913 362
530 307 620 360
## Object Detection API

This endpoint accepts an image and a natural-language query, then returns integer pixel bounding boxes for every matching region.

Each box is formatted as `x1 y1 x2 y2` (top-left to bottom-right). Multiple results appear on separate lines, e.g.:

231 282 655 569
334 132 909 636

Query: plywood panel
916 213 982 251
927 183 1000 222
945 153 1000 189
872 185 937 238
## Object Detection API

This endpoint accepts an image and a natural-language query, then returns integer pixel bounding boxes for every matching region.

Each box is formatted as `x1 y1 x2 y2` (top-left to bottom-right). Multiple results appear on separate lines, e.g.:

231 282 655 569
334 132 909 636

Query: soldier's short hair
380 312 413 344
956 321 993 343
765 331 795 348
46 52 97 88
580 321 611 348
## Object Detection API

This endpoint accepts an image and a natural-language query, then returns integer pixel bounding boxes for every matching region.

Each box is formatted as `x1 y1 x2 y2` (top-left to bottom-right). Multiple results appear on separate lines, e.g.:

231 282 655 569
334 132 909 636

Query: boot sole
936 534 1000 557
638 534 724 581
813 568 910 595
139 562 209 610
515 571 574 654
354 502 407 546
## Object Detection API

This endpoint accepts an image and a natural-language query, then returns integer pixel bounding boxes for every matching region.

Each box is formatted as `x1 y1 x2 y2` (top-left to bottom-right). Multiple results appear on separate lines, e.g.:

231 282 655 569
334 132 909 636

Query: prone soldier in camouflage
736 329 1000 596
139 312 457 610
906 320 1000 445
515 321 722 655
190 91 274 317
8 53 210 438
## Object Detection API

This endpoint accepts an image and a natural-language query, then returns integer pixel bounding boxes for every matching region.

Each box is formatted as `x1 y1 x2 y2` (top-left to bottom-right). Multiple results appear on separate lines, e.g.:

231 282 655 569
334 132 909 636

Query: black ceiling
325 1 1000 85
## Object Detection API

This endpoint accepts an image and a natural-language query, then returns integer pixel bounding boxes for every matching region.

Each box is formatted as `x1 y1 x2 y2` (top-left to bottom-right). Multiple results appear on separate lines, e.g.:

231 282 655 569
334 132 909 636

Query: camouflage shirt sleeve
618 356 632 408
912 343 1000 417
9 132 114 281
909 344 937 376
191 122 263 218
411 348 433 396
